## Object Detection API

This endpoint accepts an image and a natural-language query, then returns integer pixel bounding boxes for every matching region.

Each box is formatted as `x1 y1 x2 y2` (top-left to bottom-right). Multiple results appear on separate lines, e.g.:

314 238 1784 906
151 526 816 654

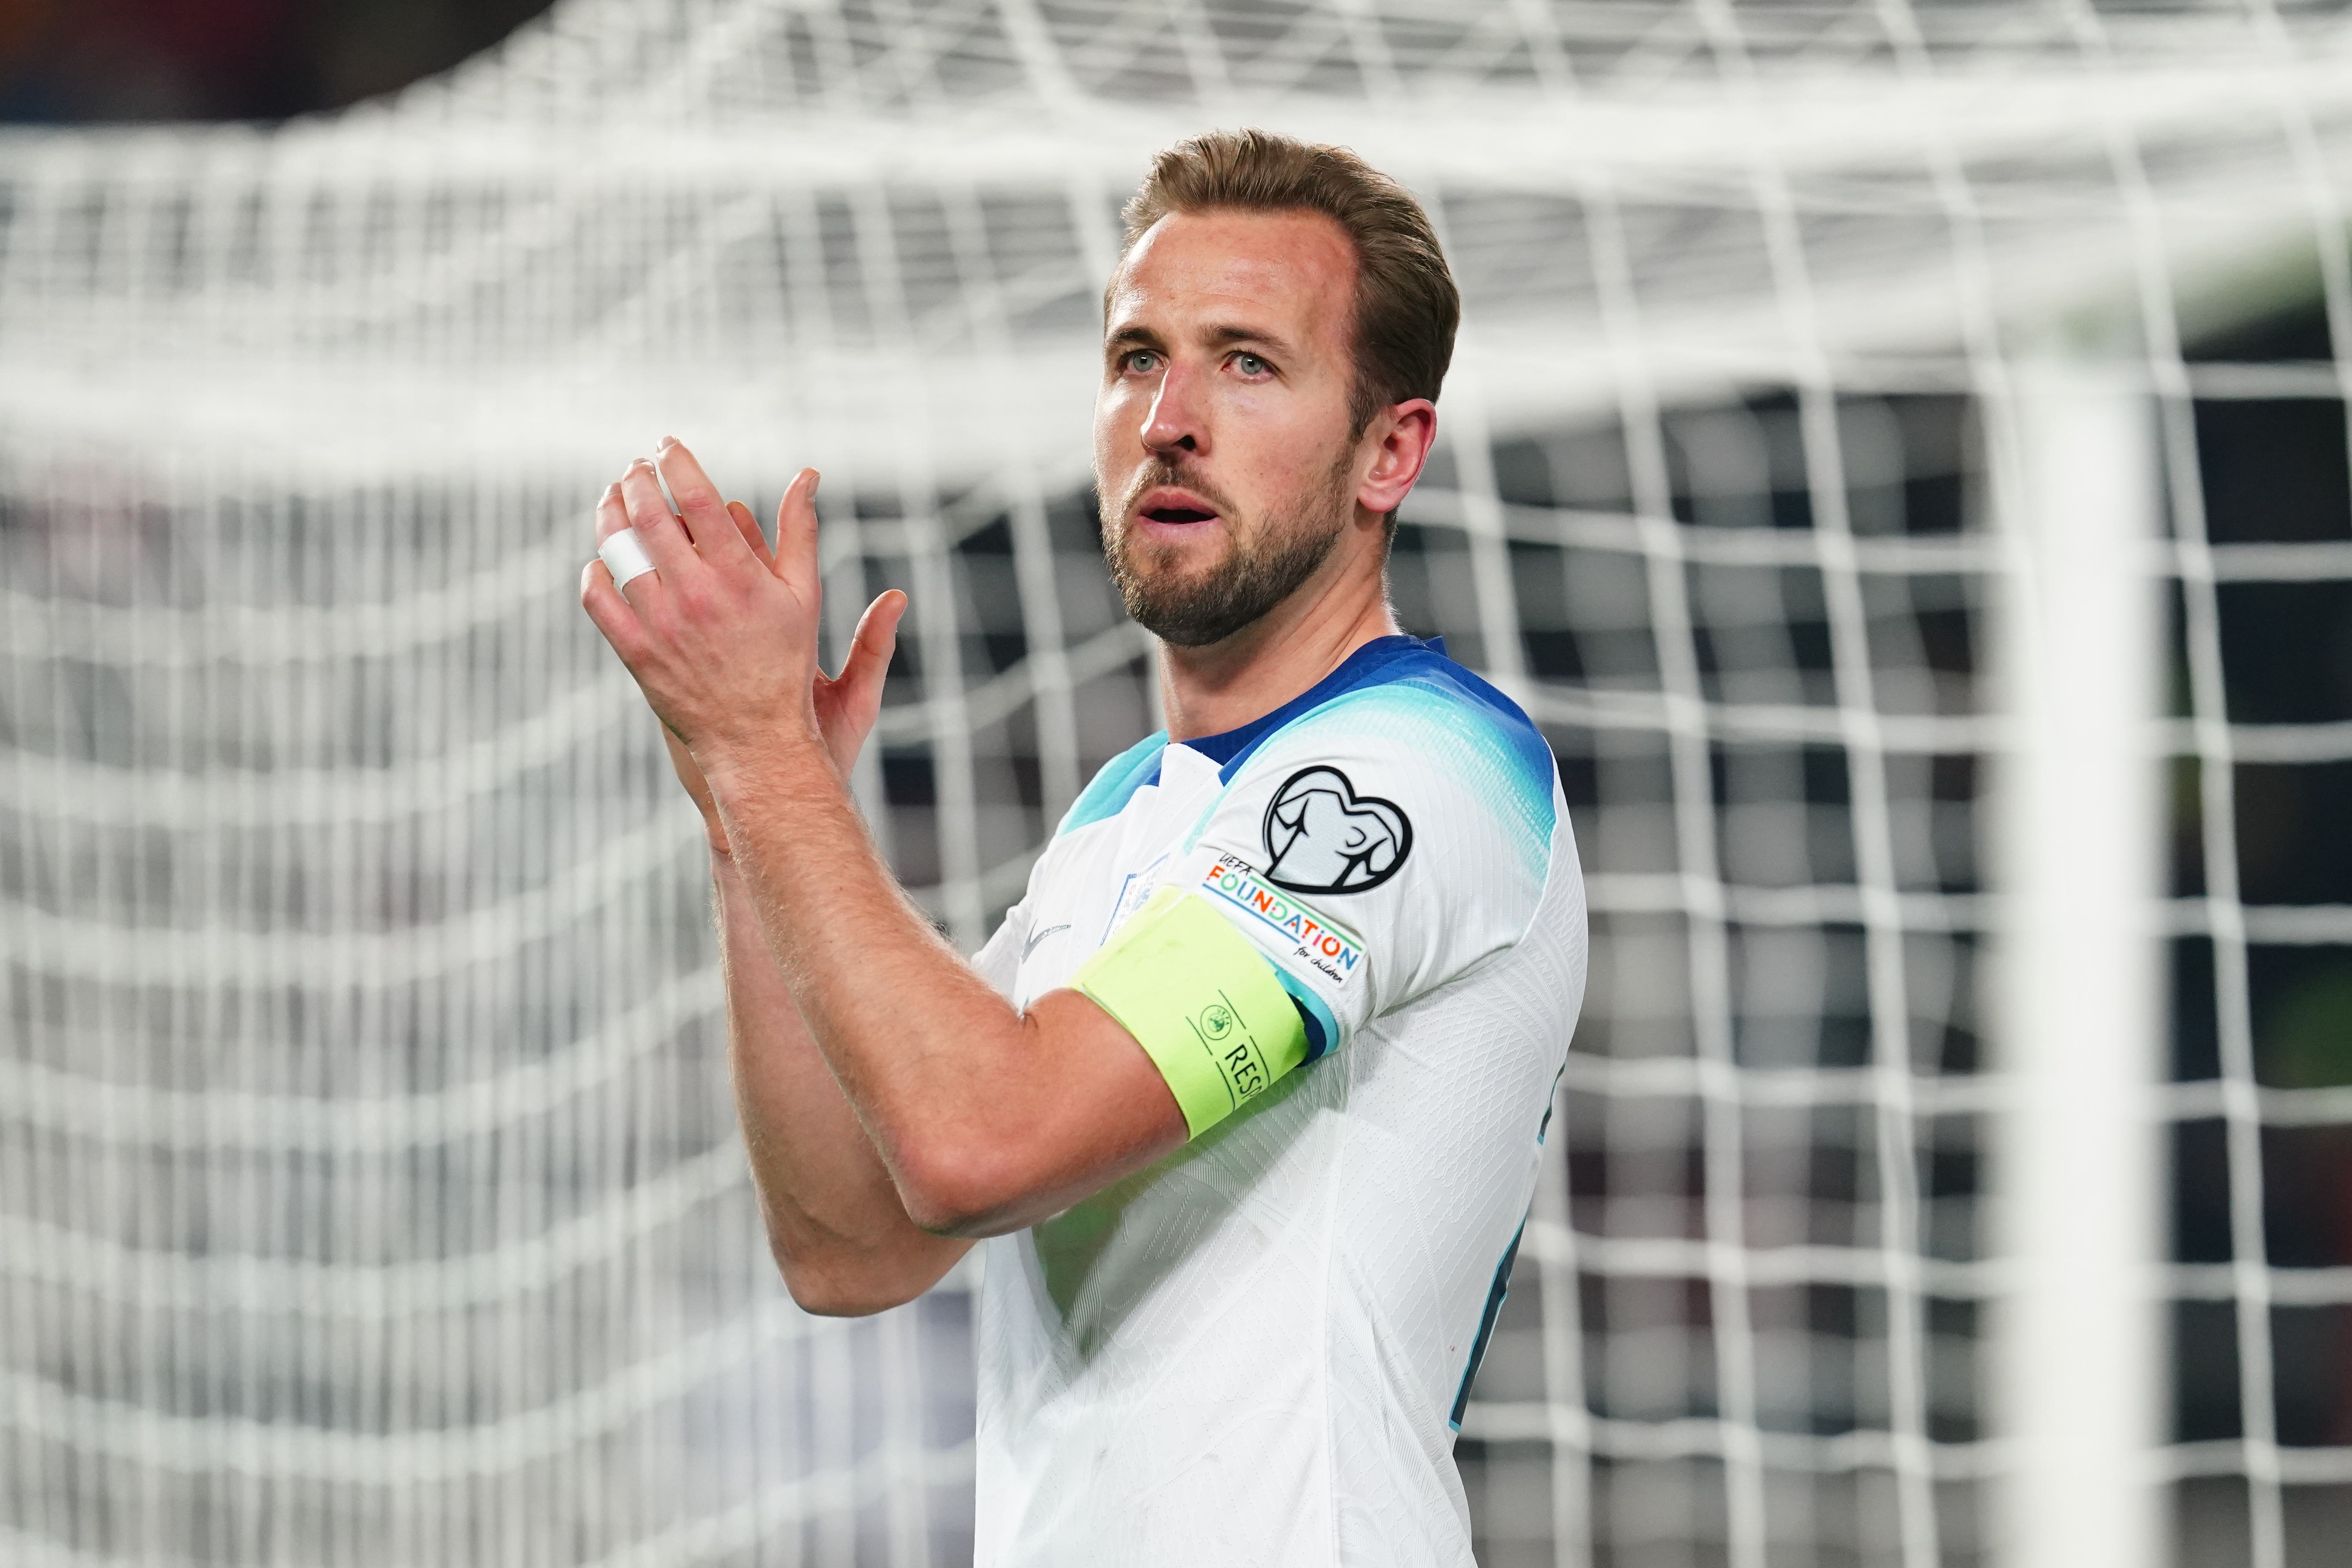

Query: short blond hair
1116 128 1460 437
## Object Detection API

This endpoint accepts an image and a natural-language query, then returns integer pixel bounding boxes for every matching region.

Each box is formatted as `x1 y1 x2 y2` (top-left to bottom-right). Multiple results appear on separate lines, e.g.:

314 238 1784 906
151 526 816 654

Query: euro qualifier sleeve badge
1261 765 1413 894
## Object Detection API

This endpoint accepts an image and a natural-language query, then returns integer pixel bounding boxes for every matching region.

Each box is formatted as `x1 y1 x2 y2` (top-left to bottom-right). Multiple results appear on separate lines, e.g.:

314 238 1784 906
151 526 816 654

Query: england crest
1261 766 1412 894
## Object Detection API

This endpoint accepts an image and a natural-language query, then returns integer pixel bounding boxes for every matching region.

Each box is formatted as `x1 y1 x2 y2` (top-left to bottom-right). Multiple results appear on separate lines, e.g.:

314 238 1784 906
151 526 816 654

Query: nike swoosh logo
1021 923 1071 962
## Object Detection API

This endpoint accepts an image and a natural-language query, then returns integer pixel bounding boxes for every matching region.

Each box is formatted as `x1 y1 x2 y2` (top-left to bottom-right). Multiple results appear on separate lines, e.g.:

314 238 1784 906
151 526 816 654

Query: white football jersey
968 635 1587 1568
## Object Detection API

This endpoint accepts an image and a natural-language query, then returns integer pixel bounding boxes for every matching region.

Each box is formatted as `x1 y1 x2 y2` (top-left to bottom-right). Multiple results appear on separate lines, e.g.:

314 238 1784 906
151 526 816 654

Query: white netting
9 2 2352 1563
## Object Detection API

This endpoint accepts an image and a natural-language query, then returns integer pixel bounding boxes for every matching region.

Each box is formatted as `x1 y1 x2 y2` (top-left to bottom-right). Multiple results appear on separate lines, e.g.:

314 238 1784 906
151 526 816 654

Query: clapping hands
580 439 907 853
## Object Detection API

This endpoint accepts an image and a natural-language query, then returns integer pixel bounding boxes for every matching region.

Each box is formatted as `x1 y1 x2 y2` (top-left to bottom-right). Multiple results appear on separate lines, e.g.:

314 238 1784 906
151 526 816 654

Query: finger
772 468 822 587
726 500 775 570
833 588 907 707
594 482 633 545
580 559 654 663
655 438 754 566
619 458 698 575
591 482 670 606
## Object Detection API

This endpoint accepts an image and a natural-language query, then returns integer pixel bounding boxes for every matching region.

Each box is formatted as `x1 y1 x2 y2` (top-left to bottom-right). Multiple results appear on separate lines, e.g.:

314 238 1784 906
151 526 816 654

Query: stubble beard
1099 449 1357 649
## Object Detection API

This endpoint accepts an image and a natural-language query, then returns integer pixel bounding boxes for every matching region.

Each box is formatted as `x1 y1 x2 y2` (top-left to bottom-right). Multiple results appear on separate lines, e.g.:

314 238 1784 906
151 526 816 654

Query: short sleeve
1168 671 1559 1058
972 900 1032 1001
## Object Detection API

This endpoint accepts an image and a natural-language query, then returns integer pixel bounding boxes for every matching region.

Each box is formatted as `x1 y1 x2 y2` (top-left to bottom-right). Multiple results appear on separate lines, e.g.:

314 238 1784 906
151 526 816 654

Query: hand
581 440 907 847
658 589 905 854
597 473 773 854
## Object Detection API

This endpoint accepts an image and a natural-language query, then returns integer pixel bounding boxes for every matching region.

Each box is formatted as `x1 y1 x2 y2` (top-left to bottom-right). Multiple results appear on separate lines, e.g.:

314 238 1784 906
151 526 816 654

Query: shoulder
1178 646 1565 1024
1218 648 1558 882
1055 729 1170 837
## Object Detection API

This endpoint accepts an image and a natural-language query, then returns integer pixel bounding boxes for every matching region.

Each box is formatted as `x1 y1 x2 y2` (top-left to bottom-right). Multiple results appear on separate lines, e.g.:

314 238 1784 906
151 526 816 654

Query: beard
1099 450 1355 649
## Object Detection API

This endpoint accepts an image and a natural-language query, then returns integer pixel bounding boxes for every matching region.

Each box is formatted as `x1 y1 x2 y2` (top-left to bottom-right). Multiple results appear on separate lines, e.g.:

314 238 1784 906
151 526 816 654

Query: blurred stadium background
7 1 2352 1564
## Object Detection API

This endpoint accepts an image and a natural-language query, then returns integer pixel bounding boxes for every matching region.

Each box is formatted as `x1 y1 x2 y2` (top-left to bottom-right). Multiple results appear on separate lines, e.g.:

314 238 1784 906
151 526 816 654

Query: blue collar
1178 634 1448 770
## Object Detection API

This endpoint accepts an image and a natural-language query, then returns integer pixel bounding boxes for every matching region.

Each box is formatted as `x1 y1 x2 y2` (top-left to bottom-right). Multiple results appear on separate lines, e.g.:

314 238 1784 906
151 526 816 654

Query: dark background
2175 298 2352 1456
0 0 554 122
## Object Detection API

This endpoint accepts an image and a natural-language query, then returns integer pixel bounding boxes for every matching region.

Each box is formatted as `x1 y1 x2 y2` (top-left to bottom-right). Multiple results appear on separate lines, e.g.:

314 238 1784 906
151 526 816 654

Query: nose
1139 360 1203 457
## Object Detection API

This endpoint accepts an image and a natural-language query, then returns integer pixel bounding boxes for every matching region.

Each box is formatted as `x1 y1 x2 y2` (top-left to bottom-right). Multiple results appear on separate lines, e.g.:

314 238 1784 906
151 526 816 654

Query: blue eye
1235 353 1268 376
1124 350 1159 373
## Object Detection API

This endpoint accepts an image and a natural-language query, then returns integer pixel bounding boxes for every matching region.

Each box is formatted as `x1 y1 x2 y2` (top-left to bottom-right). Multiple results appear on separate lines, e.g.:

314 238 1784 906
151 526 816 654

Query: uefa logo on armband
1262 766 1412 894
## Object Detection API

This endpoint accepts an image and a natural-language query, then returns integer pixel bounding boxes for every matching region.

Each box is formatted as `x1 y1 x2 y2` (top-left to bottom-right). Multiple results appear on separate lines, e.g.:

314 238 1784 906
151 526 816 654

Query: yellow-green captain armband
1069 885 1312 1140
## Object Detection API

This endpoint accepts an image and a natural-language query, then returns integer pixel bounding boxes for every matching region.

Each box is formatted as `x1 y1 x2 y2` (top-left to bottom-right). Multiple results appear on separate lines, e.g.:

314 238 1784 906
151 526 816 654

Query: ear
1355 400 1437 520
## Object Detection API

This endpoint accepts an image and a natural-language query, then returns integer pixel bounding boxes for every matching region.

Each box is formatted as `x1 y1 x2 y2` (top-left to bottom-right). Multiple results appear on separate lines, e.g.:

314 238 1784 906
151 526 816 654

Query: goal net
6 2 2352 1563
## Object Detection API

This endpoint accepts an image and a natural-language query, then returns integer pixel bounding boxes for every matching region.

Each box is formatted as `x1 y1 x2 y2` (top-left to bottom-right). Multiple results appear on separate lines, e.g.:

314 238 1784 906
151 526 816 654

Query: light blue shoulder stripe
1335 671 1559 851
1186 670 1558 880
1054 730 1168 837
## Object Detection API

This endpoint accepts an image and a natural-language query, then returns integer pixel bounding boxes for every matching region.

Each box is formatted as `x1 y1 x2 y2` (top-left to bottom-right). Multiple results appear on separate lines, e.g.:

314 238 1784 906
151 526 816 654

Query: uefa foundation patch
1199 855 1366 993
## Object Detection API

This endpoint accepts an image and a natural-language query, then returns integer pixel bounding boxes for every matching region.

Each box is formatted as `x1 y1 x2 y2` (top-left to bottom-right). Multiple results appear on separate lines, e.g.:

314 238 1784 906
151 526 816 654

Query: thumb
835 589 908 716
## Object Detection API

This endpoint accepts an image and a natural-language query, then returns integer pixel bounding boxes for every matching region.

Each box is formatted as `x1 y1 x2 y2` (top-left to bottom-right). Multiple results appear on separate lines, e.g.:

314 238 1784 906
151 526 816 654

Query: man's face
1093 207 1367 649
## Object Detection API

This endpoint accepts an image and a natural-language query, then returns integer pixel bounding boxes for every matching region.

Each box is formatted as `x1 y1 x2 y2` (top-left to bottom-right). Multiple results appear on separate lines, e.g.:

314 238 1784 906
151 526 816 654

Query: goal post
1987 361 2167 1568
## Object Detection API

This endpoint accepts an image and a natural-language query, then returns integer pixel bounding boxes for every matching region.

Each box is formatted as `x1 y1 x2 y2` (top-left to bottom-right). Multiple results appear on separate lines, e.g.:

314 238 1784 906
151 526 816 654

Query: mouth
1134 486 1223 528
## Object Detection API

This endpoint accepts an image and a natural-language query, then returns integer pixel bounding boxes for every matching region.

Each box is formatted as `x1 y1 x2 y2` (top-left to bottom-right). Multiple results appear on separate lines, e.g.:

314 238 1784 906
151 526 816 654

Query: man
581 129 1587 1566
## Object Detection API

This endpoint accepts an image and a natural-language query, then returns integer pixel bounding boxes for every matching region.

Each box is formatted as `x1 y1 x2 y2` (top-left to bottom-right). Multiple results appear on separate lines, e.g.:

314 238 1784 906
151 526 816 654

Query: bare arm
711 845 972 1314
581 442 1188 1246
708 730 1188 1239
590 474 969 1314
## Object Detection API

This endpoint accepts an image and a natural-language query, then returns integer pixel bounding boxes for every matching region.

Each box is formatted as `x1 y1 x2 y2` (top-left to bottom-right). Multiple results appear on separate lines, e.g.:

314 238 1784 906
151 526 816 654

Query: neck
1156 530 1401 743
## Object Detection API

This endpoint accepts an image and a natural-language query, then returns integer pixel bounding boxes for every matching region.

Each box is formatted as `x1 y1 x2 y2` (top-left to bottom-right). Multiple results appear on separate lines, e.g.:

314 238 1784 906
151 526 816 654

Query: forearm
583 442 1181 1244
711 847 969 1311
711 735 1021 1190
708 734 1179 1234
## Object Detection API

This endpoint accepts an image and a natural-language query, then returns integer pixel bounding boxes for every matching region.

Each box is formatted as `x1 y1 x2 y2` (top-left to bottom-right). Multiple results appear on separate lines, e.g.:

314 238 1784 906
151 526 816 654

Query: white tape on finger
598 528 657 592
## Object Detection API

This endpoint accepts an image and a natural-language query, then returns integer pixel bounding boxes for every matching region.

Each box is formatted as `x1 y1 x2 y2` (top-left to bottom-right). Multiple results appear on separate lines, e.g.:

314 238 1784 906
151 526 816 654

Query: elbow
762 1219 928 1318
893 1140 1028 1240
780 1262 919 1318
